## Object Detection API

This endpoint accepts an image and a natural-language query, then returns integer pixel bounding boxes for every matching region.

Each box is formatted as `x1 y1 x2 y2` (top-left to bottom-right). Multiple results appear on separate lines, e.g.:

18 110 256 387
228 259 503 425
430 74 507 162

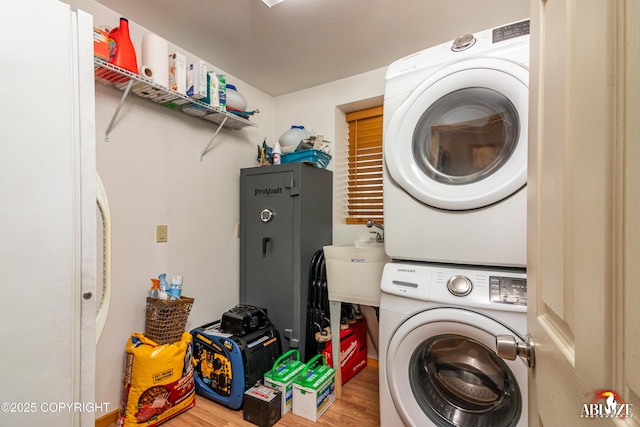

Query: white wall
274 69 387 245
68 0 524 414
74 0 388 407
66 0 275 411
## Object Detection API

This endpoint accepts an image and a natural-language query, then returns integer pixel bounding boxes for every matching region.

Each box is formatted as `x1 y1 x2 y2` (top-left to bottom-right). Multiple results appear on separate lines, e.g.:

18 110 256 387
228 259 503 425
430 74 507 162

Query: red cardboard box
322 318 367 384
93 27 109 60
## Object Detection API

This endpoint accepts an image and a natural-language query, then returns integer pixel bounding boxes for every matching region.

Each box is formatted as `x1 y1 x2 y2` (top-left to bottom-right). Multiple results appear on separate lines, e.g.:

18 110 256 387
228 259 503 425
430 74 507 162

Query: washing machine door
386 307 526 427
385 58 528 211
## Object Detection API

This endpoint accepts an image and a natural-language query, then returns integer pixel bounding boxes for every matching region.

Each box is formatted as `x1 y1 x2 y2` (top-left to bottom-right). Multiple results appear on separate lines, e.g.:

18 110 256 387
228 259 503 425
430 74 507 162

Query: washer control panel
381 262 527 312
489 276 527 306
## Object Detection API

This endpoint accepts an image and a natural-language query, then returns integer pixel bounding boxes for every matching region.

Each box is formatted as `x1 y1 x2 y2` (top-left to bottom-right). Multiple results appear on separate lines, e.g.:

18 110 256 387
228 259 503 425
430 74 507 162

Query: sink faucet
366 220 384 243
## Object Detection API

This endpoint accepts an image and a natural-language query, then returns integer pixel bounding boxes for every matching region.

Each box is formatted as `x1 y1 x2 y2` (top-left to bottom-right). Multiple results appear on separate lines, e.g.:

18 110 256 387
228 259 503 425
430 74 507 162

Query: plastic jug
279 126 310 149
108 17 138 74
225 84 247 111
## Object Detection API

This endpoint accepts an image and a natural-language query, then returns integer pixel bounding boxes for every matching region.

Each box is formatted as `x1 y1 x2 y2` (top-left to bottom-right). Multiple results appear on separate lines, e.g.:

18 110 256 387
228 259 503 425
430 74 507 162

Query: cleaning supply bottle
108 17 138 74
279 126 310 150
225 84 247 111
169 275 183 299
207 71 220 108
149 278 161 299
158 273 169 292
272 141 282 165
217 74 227 111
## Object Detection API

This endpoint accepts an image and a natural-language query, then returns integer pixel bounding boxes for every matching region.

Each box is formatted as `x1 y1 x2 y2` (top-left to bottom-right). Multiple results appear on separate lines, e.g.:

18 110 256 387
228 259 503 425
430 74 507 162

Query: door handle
262 237 270 255
496 334 535 368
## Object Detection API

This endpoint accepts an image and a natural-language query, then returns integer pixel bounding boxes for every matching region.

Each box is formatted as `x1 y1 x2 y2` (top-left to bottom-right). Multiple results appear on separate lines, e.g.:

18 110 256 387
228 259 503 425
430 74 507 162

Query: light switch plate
156 225 168 243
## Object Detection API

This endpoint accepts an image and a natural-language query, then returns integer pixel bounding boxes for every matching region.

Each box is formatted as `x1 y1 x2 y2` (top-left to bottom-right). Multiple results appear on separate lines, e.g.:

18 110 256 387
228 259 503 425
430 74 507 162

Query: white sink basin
353 240 384 248
323 242 391 306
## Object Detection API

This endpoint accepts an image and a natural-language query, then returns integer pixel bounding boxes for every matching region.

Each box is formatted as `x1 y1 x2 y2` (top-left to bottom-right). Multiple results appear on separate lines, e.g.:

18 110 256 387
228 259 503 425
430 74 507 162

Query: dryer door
384 58 528 211
386 307 527 427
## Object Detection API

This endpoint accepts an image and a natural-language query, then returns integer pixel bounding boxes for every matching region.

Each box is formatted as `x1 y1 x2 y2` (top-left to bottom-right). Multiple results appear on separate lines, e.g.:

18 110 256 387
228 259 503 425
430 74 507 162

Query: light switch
156 225 168 243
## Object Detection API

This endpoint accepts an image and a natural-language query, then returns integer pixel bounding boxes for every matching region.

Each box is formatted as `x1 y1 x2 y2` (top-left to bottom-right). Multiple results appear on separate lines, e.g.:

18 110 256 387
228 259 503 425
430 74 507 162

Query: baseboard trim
95 409 118 427
367 357 379 368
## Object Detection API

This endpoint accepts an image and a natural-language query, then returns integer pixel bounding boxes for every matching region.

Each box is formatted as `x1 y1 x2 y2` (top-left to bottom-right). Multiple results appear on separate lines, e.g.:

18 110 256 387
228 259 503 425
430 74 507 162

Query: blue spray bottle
158 273 170 292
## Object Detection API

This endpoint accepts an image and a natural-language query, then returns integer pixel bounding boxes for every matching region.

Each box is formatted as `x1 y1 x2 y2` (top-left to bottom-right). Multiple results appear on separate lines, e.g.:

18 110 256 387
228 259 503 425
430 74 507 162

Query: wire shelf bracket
200 116 228 161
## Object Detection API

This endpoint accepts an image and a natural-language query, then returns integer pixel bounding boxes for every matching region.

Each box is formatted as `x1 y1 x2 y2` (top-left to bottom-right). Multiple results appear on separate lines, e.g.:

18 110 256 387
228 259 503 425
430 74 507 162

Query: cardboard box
93 27 109 60
243 384 281 427
292 354 335 422
186 60 207 99
322 318 367 384
263 349 306 415
207 72 220 108
168 52 186 94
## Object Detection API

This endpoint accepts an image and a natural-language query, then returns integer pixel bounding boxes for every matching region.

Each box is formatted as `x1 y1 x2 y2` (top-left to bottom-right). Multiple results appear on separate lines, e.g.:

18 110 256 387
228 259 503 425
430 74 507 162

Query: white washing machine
383 20 530 267
379 262 528 427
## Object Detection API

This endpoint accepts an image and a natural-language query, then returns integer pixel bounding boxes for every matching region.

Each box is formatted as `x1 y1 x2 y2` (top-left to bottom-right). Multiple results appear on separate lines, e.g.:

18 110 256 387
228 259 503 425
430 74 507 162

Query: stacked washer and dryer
379 20 531 427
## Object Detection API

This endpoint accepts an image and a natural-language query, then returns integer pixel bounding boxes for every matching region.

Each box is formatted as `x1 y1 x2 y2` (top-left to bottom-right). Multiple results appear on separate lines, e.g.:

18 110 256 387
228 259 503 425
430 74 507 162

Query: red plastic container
108 17 138 74
322 318 368 384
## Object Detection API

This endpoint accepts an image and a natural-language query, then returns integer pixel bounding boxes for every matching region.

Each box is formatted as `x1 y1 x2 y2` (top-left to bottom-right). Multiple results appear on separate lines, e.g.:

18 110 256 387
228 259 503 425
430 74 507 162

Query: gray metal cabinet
240 163 332 361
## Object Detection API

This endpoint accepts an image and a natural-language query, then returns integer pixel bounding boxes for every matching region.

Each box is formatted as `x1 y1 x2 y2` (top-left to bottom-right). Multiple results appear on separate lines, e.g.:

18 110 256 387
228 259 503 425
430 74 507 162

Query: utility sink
353 240 384 248
323 242 391 306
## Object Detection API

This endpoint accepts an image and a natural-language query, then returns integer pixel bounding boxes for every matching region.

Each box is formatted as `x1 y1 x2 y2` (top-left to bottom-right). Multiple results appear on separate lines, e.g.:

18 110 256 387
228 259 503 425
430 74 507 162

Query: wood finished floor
162 365 380 427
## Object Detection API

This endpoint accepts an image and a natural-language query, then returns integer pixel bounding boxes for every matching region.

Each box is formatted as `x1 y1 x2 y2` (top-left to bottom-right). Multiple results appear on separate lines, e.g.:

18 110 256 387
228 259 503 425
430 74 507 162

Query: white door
527 0 639 425
0 1 96 426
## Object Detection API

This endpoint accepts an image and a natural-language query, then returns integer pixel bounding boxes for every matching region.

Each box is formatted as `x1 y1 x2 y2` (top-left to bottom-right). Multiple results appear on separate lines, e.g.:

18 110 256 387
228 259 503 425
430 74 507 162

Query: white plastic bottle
272 142 282 165
169 275 183 298
279 125 309 150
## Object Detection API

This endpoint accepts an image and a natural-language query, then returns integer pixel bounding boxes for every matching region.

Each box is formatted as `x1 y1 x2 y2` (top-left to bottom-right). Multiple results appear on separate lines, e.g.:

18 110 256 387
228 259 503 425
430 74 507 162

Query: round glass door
385 58 529 210
385 307 527 427
410 334 521 427
413 87 520 185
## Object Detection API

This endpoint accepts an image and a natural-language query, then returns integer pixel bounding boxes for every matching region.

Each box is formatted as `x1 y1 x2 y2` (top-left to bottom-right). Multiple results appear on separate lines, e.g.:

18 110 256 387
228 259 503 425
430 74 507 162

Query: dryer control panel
489 276 527 306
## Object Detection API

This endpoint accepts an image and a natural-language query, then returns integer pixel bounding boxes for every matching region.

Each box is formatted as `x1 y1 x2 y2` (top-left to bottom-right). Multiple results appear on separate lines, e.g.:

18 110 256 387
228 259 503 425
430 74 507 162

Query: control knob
451 34 476 52
447 275 473 296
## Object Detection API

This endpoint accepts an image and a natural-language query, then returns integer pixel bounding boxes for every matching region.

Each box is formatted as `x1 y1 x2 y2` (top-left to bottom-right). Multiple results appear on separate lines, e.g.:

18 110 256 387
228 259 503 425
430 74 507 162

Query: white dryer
379 262 529 427
383 20 530 267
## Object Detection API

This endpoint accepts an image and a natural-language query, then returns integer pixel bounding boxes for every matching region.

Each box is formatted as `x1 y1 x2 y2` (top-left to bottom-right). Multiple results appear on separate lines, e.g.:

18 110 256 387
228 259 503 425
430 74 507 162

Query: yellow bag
117 332 195 427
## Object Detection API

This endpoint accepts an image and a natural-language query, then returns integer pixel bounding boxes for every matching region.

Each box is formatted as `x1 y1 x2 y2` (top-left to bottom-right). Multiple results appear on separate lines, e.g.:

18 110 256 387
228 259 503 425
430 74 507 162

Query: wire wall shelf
94 57 256 158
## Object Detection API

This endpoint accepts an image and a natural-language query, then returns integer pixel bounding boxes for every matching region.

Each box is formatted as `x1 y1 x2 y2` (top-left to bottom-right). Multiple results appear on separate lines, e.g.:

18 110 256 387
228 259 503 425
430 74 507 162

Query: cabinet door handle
262 237 271 255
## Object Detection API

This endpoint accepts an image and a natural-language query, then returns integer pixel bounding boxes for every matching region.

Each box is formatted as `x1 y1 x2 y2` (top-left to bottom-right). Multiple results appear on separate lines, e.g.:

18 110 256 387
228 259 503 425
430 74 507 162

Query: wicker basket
144 296 194 345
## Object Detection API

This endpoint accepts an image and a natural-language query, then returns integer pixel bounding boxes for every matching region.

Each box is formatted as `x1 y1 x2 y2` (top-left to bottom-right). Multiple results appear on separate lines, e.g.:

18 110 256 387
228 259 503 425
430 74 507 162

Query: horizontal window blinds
346 106 383 225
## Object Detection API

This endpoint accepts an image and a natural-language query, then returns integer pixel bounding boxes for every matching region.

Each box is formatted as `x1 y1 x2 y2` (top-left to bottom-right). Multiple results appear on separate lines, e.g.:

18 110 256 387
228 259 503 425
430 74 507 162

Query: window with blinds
346 106 384 224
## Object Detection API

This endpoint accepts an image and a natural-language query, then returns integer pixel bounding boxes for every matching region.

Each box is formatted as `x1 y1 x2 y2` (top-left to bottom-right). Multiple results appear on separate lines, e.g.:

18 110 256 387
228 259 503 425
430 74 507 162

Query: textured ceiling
95 0 529 96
